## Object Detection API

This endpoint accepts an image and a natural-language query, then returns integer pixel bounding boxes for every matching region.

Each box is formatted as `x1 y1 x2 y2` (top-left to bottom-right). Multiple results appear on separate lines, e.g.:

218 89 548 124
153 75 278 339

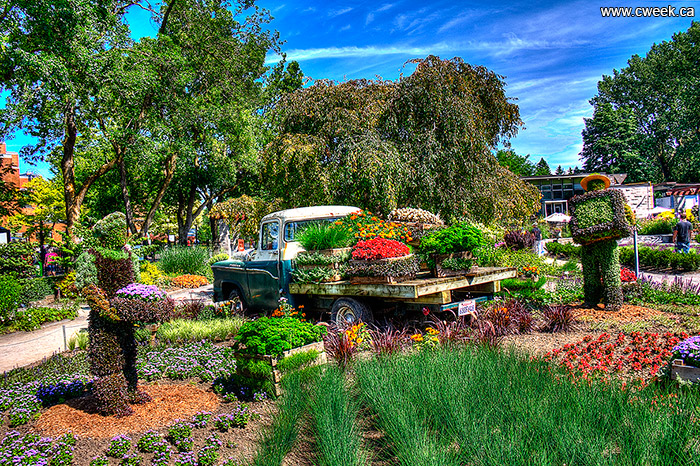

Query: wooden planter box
347 255 418 284
430 251 474 277
671 359 700 383
234 341 327 396
295 248 351 283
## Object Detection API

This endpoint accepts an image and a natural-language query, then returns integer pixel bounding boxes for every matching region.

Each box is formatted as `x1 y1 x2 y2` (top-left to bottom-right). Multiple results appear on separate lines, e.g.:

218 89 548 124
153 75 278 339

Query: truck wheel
227 289 245 315
331 298 373 325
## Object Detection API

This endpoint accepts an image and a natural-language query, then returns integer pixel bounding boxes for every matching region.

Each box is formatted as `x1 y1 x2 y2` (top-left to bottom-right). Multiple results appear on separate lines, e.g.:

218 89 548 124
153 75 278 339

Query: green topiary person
570 175 632 311
77 212 173 416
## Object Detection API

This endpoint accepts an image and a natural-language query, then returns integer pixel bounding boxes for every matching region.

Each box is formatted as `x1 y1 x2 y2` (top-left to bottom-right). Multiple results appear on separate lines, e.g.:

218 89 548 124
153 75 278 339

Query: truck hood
211 259 246 269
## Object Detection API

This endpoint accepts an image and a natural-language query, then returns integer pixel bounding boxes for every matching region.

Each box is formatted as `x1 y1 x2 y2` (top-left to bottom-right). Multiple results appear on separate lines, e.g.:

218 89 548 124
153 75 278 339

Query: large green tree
496 149 535 176
0 0 132 238
534 157 552 176
263 56 540 224
581 21 700 183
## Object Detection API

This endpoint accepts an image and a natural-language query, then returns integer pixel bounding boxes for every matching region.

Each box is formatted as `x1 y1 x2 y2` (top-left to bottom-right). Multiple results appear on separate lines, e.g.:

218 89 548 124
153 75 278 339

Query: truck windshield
284 218 342 242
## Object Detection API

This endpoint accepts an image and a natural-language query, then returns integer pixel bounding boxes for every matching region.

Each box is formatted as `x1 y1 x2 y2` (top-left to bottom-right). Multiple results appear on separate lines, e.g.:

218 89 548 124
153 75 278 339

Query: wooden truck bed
289 266 516 304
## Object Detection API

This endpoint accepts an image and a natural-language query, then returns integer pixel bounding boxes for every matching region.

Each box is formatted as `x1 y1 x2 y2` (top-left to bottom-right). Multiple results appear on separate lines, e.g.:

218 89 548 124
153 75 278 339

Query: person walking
673 213 693 253
531 223 543 256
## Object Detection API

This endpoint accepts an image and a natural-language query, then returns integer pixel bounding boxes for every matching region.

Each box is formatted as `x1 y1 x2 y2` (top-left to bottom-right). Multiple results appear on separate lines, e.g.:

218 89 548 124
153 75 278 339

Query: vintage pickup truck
212 205 516 324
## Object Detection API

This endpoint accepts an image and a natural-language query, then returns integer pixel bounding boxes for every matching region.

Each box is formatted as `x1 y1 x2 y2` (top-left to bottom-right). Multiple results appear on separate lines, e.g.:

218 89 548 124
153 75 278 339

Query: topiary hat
580 173 611 191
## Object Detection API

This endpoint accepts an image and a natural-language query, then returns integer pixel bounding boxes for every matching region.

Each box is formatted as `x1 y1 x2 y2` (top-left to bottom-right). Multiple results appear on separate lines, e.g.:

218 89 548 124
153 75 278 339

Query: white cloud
271 43 454 62
365 12 374 25
329 7 353 17
339 24 351 32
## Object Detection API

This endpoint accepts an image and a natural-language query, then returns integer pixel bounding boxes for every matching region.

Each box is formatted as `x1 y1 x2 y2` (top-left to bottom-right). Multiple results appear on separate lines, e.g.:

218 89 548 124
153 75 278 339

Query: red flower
351 237 410 260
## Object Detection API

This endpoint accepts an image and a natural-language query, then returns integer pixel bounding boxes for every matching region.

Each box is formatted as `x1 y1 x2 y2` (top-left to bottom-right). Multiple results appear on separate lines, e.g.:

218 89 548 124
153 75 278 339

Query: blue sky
6 0 697 176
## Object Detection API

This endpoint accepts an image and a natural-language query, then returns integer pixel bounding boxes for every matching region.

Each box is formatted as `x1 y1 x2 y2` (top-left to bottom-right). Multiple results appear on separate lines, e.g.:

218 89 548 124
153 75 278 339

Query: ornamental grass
156 318 247 344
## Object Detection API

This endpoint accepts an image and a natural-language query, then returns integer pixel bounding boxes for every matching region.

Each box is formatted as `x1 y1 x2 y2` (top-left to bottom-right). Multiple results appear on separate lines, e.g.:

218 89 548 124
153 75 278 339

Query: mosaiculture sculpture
569 174 633 311
77 212 173 416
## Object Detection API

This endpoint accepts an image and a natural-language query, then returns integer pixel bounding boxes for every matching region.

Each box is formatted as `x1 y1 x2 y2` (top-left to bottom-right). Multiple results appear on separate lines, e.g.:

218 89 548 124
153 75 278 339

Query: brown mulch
574 303 666 323
36 383 219 438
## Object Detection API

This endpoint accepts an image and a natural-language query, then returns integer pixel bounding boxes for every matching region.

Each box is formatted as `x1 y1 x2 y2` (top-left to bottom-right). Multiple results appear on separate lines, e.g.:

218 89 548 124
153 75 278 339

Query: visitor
673 213 692 253
531 223 543 256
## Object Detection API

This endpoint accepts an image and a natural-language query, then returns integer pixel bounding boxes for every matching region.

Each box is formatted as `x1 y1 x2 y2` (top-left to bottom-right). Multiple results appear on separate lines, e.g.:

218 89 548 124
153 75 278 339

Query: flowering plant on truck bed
352 238 410 260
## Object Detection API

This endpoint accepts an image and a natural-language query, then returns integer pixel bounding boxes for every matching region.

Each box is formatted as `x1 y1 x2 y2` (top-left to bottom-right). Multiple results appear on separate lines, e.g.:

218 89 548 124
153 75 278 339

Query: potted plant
419 223 483 277
345 237 419 284
387 207 444 246
294 222 354 282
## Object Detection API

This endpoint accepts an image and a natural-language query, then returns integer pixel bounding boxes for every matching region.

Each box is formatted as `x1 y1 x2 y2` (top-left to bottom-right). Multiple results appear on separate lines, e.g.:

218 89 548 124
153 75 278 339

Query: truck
211 205 516 324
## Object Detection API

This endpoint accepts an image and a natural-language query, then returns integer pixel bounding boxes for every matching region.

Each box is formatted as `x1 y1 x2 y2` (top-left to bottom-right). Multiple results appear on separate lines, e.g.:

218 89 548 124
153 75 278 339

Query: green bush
0 275 22 323
545 242 581 258
159 246 210 275
235 317 326 356
157 317 247 343
208 253 229 266
0 242 37 278
8 304 79 332
420 223 483 255
637 218 677 235
92 212 128 249
18 277 53 304
296 222 353 250
74 251 98 290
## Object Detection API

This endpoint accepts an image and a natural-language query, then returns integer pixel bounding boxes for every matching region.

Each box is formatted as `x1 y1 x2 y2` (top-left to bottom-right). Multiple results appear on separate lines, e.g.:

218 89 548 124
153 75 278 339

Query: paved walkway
0 284 214 374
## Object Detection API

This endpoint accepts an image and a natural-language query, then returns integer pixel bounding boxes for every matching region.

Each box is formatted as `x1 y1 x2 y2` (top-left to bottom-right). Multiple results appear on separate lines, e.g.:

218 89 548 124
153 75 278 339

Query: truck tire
227 288 245 315
331 298 373 325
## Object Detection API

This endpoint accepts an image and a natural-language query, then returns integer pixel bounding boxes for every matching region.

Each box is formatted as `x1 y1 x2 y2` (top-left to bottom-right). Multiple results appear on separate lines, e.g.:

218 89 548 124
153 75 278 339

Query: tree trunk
62 106 79 240
139 152 177 238
119 156 138 235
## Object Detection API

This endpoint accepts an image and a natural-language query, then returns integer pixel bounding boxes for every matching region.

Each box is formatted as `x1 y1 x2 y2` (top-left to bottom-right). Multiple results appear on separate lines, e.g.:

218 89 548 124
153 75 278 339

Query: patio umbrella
544 213 571 223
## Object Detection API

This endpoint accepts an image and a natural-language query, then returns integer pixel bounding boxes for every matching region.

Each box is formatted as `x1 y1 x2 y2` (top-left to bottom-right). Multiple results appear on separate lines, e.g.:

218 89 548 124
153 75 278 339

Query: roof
667 184 700 196
521 173 628 185
261 205 360 223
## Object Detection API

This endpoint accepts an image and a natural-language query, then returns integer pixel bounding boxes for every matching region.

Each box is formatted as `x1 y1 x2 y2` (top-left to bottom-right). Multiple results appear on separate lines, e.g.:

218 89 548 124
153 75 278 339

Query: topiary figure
77 212 174 416
570 175 632 311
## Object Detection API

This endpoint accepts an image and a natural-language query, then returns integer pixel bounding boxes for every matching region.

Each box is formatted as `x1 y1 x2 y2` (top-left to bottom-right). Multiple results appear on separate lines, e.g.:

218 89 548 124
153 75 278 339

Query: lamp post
633 224 640 278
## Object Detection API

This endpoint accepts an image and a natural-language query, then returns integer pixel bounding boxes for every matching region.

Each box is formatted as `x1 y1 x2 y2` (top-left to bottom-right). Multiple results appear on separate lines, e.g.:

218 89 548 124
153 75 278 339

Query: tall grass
158 246 210 275
296 222 353 250
249 370 314 466
310 367 368 466
157 318 246 343
356 347 699 466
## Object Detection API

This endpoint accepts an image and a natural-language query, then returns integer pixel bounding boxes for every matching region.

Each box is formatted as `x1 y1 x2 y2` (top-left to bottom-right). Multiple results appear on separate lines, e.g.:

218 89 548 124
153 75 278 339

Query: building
522 173 653 217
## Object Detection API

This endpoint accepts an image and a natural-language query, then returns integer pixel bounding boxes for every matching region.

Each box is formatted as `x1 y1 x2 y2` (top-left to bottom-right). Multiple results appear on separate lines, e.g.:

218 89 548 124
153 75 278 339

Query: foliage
6 305 78 333
296 222 354 250
623 275 700 306
263 56 540 223
345 255 419 278
673 336 700 368
277 349 320 373
0 275 21 324
637 218 678 235
503 230 534 251
139 261 169 286
291 266 337 284
472 242 506 267
68 330 89 351
495 149 535 176
0 431 79 466
440 257 474 271
619 245 700 272
106 435 131 458
171 274 210 289
208 253 229 266
420 223 483 255
156 318 246 344
111 293 175 324
540 305 576 333
93 213 128 250
209 196 283 242
235 317 326 356
387 207 443 224
501 277 547 292
351 238 409 260
545 241 581 257
158 246 210 276
18 277 53 304
74 251 98 290
0 242 36 278
581 241 623 310
534 157 552 175
323 325 360 370
581 22 700 182
309 366 368 466
570 189 632 245
295 251 350 266
333 211 412 243
138 341 237 382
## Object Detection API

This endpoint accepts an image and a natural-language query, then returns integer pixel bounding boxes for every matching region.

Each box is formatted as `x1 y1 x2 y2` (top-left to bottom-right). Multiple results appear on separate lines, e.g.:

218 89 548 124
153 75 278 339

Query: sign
457 299 476 317
237 239 245 252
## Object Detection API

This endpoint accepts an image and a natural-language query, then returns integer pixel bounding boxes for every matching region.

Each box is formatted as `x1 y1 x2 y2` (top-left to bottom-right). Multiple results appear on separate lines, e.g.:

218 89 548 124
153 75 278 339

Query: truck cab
212 205 359 312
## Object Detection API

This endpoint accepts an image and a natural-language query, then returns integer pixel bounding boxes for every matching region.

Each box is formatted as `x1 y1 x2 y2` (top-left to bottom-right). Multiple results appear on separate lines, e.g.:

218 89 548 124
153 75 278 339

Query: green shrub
157 318 247 343
159 246 210 275
68 330 89 350
92 212 128 249
420 223 483 255
0 275 22 323
0 242 37 278
18 277 53 304
208 253 229 265
235 317 326 356
637 218 677 235
74 251 98 290
545 242 581 258
9 304 79 332
296 222 353 250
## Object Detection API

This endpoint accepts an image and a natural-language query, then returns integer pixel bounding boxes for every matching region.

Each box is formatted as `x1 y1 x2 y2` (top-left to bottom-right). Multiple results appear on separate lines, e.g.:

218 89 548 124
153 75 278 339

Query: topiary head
587 179 607 191
93 212 128 250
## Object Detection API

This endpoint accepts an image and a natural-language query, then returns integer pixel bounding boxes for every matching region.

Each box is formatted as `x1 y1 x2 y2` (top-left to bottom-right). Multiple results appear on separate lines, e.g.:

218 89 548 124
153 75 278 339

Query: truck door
245 219 282 312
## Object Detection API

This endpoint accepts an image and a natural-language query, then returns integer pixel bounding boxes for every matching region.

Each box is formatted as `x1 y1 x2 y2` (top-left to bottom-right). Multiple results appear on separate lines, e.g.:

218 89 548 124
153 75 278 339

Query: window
260 221 279 250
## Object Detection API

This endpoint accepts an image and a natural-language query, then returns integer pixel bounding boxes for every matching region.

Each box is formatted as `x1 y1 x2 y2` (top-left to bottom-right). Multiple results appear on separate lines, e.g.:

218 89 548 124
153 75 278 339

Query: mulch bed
36 383 219 438
575 303 666 323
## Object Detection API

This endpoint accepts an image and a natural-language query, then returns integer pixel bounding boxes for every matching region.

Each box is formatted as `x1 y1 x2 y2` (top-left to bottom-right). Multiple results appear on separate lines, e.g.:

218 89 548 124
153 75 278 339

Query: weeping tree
263 56 540 223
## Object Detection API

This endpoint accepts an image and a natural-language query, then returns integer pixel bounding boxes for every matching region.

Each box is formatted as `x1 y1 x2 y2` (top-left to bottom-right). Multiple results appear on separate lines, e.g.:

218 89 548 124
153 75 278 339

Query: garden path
0 284 214 374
